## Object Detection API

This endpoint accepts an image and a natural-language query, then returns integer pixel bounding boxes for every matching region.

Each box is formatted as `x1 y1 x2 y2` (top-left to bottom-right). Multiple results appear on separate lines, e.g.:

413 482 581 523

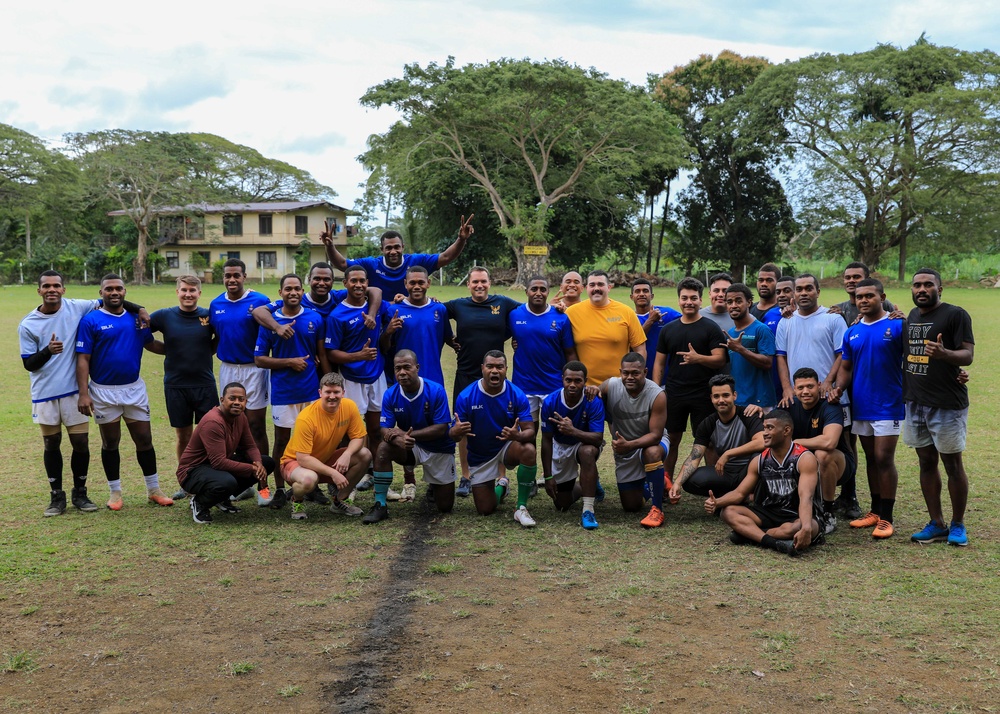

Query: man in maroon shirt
176 383 277 524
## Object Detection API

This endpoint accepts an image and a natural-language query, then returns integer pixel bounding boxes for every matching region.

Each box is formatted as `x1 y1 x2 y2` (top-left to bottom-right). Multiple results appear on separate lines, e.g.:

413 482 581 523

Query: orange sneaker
872 520 894 539
665 474 680 504
850 511 879 528
640 505 665 529
107 490 123 511
147 488 175 506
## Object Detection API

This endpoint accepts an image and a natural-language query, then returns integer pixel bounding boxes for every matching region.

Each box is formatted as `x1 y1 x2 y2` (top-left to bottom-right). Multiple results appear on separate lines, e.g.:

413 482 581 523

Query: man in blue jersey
321 216 474 300
540 361 605 530
365 350 457 523
450 351 536 525
251 262 382 331
750 263 781 321
254 274 330 493
723 283 776 410
630 278 680 384
19 270 147 516
76 274 172 511
834 278 905 540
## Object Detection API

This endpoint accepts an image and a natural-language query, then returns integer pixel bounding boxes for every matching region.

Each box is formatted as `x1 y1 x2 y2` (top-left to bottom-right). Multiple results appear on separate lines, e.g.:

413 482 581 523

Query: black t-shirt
446 294 521 379
656 317 727 401
149 306 216 388
749 303 773 321
694 407 763 478
787 397 850 455
903 303 974 409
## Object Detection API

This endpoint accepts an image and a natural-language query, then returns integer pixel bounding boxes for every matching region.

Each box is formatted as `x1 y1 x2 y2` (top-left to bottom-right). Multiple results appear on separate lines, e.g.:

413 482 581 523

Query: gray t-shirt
605 377 665 443
694 408 763 478
699 307 735 332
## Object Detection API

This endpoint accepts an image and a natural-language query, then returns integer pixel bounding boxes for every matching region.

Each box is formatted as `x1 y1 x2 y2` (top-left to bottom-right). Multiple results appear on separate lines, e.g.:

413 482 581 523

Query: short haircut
709 374 736 391
562 360 588 378
380 230 404 246
469 266 491 279
725 283 753 302
796 273 819 290
708 272 733 287
792 367 819 382
394 348 418 364
758 263 780 277
631 278 652 291
176 274 201 288
343 264 369 280
777 274 796 286
406 265 429 278
223 258 246 274
37 270 64 286
527 274 548 286
221 382 246 397
101 273 123 284
483 349 506 364
320 371 345 388
677 277 704 296
308 261 333 278
855 277 883 293
279 273 301 289
621 351 645 367
586 269 610 282
845 261 870 277
765 409 794 429
913 267 942 284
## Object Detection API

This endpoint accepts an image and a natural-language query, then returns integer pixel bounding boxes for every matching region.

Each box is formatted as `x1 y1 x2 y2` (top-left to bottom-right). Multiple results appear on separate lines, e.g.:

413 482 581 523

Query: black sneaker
835 496 863 520
216 500 240 514
190 496 213 524
362 502 389 525
305 488 331 505
44 490 66 517
71 487 98 512
425 484 437 501
772 539 799 557
728 530 752 546
268 488 288 510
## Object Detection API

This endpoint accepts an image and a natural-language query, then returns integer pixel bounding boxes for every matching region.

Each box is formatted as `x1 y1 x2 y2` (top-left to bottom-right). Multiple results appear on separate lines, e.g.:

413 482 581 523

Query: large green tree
360 58 688 282
744 38 1000 277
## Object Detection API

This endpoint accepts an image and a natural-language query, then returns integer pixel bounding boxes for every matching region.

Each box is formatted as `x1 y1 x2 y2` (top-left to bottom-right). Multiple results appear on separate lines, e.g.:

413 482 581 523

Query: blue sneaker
455 477 471 498
595 480 605 504
581 510 599 530
910 521 949 544
948 521 969 547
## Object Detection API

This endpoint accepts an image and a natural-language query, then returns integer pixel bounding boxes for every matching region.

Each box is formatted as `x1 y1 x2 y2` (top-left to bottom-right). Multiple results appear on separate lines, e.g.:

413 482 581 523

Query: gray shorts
613 437 669 485
550 440 602 485
903 401 968 454
412 444 457 485
469 442 512 486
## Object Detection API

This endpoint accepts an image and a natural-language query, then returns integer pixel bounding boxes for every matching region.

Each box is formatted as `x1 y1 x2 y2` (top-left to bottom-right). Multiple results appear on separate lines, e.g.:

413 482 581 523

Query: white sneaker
356 473 374 491
513 505 536 528
386 487 402 501
346 489 358 503
400 483 417 502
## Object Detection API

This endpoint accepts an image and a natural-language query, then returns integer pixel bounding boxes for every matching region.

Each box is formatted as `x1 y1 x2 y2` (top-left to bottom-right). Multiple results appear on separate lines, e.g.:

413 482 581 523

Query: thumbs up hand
924 333 947 360
704 489 718 515
48 332 64 355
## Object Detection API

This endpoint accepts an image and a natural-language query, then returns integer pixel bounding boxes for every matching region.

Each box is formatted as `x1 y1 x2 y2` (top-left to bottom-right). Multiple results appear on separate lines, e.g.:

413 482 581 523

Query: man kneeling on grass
705 409 822 556
176 383 277 525
279 372 372 521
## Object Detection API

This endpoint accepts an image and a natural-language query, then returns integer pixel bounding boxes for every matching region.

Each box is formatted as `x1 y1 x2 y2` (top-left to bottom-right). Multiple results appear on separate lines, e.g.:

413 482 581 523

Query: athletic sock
516 465 537 508
582 496 595 514
823 499 836 515
137 448 157 478
101 449 121 483
495 475 509 502
373 471 394 507
107 479 122 493
71 449 89 489
143 474 160 490
403 466 416 486
43 449 63 491
870 494 882 516
644 461 665 509
760 534 778 550
880 498 895 523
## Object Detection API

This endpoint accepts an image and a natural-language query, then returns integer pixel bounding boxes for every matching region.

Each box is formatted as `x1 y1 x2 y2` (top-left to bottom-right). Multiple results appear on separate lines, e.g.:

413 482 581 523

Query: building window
223 214 243 236
326 217 340 234
165 251 179 269
259 214 273 236
222 251 240 261
257 251 277 269
295 215 308 235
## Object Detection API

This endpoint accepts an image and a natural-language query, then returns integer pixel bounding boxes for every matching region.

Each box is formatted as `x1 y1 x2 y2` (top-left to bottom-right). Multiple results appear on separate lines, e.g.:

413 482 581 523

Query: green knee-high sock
516 465 537 508
494 475 509 502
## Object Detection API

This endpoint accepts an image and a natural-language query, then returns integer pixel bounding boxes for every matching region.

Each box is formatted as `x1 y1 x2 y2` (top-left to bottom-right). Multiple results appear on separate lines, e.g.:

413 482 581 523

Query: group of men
20 225 975 551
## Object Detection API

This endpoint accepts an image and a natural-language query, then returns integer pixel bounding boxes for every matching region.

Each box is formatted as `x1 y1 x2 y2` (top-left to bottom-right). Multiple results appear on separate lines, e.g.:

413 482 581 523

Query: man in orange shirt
280 372 372 520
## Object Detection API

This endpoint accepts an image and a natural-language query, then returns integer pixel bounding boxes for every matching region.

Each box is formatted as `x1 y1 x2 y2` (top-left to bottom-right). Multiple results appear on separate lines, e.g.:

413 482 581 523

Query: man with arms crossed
706 409 822 557
904 268 975 547
368 350 457 524
76 274 172 510
540 361 605 530
450 351 536 526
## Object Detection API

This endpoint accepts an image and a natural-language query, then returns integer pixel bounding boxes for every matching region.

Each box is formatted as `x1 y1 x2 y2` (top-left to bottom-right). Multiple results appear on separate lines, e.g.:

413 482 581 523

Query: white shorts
469 442 512 487
32 395 89 428
853 419 902 438
412 444 457 485
550 440 583 485
219 362 270 410
344 374 387 413
90 380 150 424
272 402 310 429
613 437 669 485
527 394 546 420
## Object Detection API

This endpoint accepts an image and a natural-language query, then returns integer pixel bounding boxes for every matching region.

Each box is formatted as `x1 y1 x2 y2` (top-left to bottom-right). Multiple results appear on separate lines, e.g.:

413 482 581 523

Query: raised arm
320 219 349 271
436 214 474 268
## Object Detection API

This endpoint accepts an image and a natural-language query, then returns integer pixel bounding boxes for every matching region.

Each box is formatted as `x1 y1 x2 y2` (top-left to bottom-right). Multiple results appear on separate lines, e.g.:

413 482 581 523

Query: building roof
108 200 356 217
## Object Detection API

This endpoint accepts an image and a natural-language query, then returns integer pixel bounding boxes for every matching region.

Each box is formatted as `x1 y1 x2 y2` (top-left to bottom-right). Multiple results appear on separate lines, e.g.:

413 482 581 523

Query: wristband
544 476 554 482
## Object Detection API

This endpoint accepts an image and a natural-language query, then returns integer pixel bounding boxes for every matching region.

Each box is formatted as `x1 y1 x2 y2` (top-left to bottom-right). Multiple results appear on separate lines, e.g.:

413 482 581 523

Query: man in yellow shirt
566 270 646 386
280 372 372 520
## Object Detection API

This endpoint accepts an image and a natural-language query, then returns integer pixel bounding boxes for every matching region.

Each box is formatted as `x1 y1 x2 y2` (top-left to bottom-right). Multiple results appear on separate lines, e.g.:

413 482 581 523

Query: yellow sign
522 245 549 256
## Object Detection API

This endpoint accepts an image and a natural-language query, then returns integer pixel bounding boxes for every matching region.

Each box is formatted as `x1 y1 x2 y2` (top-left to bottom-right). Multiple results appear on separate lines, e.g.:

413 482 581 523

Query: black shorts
838 449 857 486
556 479 576 493
665 396 713 437
165 385 219 428
747 503 800 531
452 372 479 410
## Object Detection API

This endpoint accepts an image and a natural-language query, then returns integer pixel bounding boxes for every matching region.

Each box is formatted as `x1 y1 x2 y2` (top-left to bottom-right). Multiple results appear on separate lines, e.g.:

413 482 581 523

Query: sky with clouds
3 0 997 210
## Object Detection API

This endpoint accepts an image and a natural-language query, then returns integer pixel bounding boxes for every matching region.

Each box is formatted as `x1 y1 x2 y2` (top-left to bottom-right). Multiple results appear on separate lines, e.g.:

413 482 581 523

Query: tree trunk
515 245 548 287
25 212 31 259
133 225 149 284
645 195 654 273
897 232 907 282
655 178 671 274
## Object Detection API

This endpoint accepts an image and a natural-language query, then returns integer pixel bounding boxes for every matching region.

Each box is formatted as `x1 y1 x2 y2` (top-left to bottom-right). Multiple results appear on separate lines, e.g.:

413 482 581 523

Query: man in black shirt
904 268 975 547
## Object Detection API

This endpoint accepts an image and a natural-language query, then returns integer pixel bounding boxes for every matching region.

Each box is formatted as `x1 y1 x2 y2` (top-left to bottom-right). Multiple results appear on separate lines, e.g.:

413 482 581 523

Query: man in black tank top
704 409 822 556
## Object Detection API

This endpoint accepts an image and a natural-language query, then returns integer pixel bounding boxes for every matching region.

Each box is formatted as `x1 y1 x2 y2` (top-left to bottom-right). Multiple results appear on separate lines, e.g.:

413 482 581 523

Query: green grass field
1 279 998 713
